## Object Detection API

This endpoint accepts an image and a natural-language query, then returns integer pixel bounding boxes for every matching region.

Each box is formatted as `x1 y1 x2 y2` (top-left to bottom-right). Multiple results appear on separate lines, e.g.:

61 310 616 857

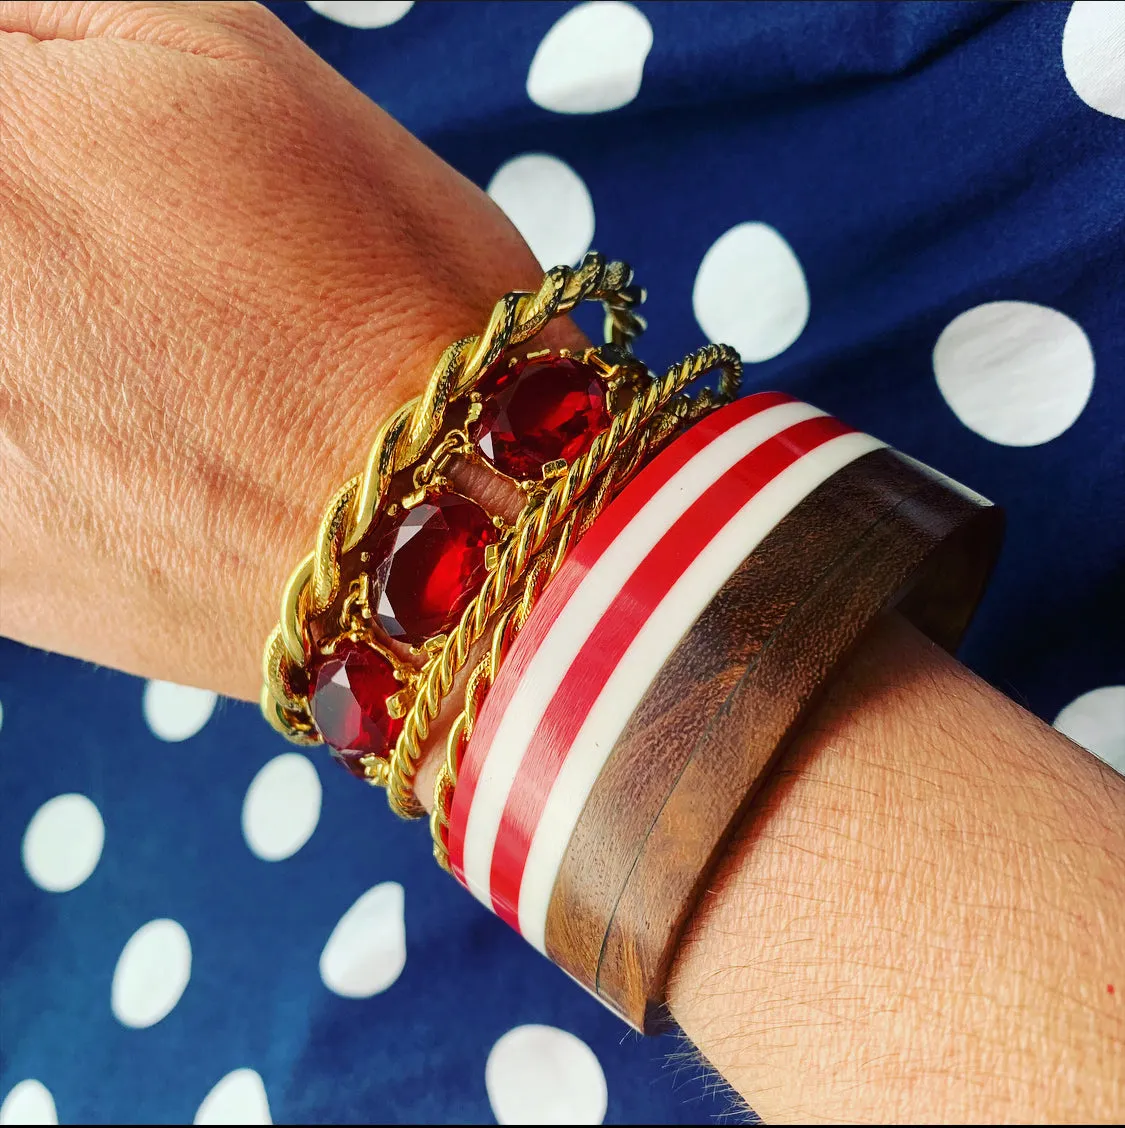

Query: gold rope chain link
261 253 648 745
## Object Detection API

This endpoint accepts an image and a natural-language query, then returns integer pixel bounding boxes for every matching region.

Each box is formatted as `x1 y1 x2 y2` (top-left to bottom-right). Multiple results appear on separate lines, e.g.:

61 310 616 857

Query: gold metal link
260 683 319 745
278 554 315 668
262 626 307 714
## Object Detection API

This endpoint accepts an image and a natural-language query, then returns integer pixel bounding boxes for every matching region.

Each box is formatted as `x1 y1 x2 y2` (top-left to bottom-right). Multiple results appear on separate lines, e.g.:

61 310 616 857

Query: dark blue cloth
2 2 1122 1123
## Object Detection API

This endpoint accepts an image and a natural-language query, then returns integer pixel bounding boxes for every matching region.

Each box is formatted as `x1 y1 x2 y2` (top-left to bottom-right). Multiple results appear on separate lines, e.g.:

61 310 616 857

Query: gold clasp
401 429 469 509
338 573 374 635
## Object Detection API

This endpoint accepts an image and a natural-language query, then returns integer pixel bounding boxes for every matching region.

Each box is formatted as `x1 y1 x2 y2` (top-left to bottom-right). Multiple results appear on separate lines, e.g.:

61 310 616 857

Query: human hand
0 0 583 704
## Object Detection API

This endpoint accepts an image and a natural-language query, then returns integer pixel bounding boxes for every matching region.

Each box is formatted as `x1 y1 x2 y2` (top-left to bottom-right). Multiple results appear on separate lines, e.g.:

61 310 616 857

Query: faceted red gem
371 492 499 646
309 640 403 777
469 354 610 480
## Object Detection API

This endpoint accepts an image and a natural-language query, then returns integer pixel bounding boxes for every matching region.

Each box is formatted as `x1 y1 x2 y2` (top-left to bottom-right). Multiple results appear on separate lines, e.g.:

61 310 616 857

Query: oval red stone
469 354 610 480
310 640 403 777
371 492 499 646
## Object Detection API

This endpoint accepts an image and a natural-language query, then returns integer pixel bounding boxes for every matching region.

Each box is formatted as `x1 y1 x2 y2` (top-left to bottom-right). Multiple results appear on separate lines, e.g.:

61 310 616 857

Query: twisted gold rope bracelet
261 253 645 746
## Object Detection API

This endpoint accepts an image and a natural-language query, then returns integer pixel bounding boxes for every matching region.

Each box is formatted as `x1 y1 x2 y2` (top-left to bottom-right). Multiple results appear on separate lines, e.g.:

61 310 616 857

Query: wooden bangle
446 393 1003 1033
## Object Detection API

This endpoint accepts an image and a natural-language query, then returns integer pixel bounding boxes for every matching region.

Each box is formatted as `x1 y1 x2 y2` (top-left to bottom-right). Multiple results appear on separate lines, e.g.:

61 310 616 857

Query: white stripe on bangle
447 393 885 951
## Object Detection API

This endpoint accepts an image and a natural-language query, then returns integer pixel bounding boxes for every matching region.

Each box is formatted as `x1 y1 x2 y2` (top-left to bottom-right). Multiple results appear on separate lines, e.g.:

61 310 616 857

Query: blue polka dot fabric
2 1 1123 1123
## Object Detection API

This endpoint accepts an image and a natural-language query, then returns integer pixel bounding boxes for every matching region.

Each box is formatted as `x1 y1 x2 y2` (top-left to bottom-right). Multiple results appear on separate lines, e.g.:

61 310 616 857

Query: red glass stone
309 640 403 777
469 354 610 480
371 492 499 646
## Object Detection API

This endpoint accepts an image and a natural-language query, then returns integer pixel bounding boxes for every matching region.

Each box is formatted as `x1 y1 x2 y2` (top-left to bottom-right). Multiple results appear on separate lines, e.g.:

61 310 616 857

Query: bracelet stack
448 391 1003 1030
261 254 1003 1033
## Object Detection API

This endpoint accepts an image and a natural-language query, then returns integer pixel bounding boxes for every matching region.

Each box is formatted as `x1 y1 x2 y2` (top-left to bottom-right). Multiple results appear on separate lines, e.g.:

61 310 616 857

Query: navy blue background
2 2 1122 1123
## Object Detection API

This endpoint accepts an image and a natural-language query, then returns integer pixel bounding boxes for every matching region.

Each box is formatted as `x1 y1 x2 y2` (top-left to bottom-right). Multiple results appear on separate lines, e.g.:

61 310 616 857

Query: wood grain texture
543 447 920 984
542 448 1003 1031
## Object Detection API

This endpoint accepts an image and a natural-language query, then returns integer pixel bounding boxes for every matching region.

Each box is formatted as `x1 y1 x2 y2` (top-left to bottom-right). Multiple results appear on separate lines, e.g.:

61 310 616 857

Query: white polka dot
693 222 810 363
22 793 104 893
486 1024 607 1125
143 680 217 742
112 918 192 1029
1063 1 1125 120
242 753 322 862
932 301 1094 446
319 882 406 998
0 1080 57 1126
1054 686 1125 775
306 0 413 28
194 1069 272 1126
487 154 595 271
527 1 653 114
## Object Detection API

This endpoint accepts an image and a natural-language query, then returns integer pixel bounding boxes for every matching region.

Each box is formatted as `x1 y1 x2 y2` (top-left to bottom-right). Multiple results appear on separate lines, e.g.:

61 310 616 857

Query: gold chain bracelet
261 252 645 749
426 341 741 861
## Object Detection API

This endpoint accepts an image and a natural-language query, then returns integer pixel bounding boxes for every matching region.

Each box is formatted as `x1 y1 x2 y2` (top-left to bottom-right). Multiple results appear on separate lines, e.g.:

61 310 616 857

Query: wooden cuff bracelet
445 391 1004 1033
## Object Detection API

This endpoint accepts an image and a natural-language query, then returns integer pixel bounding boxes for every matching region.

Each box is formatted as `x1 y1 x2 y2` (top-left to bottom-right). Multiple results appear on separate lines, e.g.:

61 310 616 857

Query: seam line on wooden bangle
598 493 1002 1032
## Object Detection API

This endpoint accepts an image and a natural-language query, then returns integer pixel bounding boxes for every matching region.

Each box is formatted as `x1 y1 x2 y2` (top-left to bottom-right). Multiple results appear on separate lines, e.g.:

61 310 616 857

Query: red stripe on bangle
447 390 796 884
485 413 855 929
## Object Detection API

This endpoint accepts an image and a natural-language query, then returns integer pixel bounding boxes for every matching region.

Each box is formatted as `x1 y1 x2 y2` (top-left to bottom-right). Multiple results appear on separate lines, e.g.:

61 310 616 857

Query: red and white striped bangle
447 391 1003 1031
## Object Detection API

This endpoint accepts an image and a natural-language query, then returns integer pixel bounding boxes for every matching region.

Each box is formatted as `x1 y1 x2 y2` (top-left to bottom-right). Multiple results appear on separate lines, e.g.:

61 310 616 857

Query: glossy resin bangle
443 391 1004 1032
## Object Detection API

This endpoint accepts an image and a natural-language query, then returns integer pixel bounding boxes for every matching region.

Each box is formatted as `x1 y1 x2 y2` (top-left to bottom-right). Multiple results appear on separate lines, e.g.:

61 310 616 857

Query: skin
669 612 1124 1123
1 4 1121 1122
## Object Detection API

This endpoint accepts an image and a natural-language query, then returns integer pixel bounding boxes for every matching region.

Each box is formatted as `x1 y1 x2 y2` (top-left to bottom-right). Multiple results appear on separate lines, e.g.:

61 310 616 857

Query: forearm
669 611 1125 1123
10 220 1121 1128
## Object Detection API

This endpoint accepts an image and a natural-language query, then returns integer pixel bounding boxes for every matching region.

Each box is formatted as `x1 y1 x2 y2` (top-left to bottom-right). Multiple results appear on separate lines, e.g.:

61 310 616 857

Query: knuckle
190 2 290 51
